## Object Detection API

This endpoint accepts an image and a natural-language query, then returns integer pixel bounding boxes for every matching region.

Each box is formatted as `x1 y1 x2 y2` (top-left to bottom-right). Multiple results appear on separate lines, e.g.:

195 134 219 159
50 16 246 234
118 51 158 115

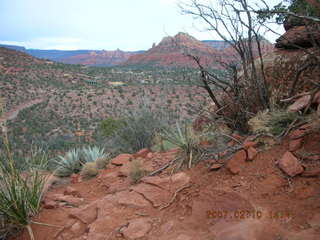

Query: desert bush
108 107 171 153
100 117 125 137
129 158 146 184
267 110 300 136
80 162 98 180
248 109 300 136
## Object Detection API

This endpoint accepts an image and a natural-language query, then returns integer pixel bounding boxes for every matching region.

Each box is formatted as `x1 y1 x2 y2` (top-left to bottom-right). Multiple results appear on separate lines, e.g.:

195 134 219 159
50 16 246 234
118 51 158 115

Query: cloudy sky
0 0 283 51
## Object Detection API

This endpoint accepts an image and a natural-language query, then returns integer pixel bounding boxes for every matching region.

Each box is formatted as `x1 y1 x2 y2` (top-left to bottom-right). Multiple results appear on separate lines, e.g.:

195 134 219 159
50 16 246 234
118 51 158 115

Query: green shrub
100 117 125 137
109 108 171 153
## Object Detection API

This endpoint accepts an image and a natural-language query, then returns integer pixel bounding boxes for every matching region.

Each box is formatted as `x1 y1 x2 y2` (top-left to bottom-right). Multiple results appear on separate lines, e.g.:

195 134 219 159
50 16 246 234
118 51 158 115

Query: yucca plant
53 148 82 177
82 146 106 163
0 97 46 240
160 123 205 170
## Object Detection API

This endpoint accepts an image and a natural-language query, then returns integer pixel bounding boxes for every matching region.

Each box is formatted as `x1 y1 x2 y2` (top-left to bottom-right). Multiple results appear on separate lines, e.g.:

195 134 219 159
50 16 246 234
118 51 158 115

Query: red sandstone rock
276 26 320 49
52 194 84 206
69 202 98 224
278 151 304 177
64 186 82 198
289 129 306 140
122 218 152 240
243 140 257 149
71 174 79 184
226 150 247 174
247 147 258 161
210 163 223 171
43 200 57 209
289 138 303 152
111 154 132 166
288 95 311 112
133 148 150 158
302 168 320 177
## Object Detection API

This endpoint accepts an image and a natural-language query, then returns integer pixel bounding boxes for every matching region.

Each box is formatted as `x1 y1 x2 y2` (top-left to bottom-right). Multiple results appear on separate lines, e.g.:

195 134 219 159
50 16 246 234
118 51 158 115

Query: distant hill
0 34 273 68
58 49 144 66
0 44 143 66
0 44 27 52
123 32 224 68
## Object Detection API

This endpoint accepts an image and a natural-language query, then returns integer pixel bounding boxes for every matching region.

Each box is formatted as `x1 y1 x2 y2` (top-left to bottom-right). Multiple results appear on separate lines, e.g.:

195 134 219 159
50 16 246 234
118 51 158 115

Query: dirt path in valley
0 98 44 123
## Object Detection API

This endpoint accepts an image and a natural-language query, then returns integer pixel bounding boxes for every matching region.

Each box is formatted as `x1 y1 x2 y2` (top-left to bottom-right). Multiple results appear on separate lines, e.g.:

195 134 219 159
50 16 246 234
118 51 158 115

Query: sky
0 0 284 51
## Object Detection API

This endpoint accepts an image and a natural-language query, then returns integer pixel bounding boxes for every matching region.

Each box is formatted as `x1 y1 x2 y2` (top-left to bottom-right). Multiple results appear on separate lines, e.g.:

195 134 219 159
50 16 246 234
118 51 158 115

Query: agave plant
54 148 82 177
82 146 106 163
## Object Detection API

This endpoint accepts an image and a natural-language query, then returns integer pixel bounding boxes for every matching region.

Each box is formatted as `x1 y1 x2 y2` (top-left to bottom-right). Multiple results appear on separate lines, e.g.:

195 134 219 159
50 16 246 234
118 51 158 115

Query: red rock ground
11 130 320 240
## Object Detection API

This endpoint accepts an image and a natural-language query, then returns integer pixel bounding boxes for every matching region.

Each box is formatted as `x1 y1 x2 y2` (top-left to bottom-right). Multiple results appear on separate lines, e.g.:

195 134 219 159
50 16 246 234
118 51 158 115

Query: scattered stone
210 163 223 171
176 234 193 240
71 174 79 184
118 164 130 177
278 151 304 177
247 147 258 161
141 172 190 192
226 150 247 175
301 168 320 177
111 154 132 166
304 155 320 161
122 218 152 240
64 186 82 198
116 190 150 208
289 129 306 140
289 138 303 152
288 95 311 112
243 140 257 149
131 183 171 207
69 202 98 224
43 200 57 209
70 220 87 237
133 148 150 159
52 194 85 206
146 152 153 159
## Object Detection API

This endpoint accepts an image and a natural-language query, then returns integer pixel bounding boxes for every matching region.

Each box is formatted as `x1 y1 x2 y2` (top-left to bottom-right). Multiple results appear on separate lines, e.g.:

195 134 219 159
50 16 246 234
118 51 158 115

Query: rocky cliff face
124 32 224 68
263 20 320 102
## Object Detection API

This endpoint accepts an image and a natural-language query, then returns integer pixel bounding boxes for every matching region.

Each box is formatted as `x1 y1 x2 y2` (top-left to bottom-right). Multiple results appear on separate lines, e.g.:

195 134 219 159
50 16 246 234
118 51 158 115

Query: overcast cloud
0 0 284 50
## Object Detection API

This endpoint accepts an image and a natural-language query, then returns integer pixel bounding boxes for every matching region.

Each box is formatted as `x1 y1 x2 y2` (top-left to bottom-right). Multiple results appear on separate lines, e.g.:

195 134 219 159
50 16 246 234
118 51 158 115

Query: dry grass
129 158 146 184
80 162 99 180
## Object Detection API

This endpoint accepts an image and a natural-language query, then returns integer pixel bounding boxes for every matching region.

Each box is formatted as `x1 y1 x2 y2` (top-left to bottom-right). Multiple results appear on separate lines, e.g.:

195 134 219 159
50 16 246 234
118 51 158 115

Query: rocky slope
12 126 320 240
